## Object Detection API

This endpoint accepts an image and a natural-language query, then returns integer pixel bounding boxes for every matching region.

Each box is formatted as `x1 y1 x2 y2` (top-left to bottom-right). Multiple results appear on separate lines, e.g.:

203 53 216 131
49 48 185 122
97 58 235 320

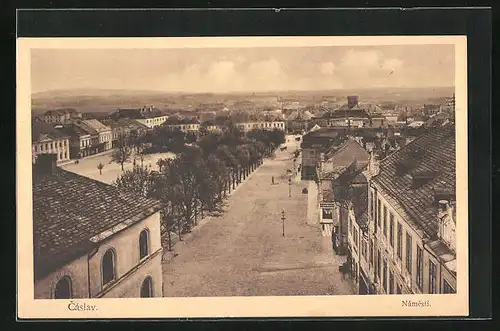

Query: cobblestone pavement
162 137 356 297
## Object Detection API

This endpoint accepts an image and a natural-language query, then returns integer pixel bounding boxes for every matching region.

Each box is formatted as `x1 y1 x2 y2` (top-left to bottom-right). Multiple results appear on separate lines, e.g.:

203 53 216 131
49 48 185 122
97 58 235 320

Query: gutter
87 244 99 298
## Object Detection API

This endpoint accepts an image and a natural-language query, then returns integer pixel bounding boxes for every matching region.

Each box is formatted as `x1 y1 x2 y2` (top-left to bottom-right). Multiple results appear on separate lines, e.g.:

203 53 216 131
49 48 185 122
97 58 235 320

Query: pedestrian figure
272 176 275 184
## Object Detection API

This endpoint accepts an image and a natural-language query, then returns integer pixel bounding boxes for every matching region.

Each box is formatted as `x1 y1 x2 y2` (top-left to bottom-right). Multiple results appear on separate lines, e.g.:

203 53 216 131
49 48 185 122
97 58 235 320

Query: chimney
437 200 449 240
368 151 380 177
35 153 58 175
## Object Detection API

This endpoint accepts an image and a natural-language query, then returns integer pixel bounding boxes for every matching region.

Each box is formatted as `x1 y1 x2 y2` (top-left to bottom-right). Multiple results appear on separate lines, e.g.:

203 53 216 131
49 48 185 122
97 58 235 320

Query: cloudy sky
31 44 454 93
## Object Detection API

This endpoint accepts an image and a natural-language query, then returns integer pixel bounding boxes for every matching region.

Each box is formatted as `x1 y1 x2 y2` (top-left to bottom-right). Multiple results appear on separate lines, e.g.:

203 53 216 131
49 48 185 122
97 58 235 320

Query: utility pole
281 209 286 237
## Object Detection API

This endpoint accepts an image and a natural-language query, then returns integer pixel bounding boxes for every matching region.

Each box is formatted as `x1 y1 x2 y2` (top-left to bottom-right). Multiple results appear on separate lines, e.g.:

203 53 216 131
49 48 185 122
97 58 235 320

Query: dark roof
371 125 455 237
113 108 166 120
325 138 370 167
164 116 200 125
33 168 162 279
43 108 79 116
101 118 149 130
31 121 70 143
73 121 99 135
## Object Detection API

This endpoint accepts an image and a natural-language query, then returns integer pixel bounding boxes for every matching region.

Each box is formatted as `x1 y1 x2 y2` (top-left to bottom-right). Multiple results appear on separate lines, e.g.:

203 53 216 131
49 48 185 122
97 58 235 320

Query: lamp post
281 209 286 237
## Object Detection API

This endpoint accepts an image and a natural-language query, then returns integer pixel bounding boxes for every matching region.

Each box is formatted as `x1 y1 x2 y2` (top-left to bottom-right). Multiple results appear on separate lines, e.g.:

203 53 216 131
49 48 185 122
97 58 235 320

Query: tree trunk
177 218 182 241
167 228 172 251
121 162 124 171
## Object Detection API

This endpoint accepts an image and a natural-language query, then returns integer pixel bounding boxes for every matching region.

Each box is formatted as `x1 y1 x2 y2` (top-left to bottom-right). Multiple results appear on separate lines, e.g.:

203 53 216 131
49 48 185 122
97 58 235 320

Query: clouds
320 62 335 75
31 45 455 93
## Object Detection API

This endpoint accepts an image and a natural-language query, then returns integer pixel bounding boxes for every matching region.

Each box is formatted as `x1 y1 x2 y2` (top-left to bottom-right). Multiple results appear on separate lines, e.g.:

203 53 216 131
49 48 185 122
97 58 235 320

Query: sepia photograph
17 36 468 318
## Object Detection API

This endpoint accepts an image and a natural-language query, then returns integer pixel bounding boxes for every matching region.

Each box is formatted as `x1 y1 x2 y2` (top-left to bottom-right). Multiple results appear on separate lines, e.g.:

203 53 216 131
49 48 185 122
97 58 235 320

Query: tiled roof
73 121 99 135
371 125 455 238
322 138 370 174
33 168 162 279
82 119 111 132
102 118 149 130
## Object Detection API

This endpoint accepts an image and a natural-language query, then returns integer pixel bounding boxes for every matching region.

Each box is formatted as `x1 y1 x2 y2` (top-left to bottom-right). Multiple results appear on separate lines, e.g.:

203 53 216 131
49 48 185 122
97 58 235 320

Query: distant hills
31 86 454 116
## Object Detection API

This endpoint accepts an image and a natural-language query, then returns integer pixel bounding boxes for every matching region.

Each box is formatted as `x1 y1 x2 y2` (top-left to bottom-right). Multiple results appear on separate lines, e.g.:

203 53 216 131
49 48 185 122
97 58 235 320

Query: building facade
345 125 456 295
234 121 286 132
109 106 168 129
32 134 71 164
32 120 71 163
33 154 164 299
41 109 82 124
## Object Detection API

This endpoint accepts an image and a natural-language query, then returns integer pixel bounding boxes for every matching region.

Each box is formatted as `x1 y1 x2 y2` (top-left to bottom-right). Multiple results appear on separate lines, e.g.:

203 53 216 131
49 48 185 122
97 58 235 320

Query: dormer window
410 171 438 189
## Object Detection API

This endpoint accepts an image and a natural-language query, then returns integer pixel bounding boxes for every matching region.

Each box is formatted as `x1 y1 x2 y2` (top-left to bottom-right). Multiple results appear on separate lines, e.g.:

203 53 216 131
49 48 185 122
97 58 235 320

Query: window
322 209 333 219
397 222 403 259
389 213 395 248
54 276 72 299
443 280 455 294
416 245 423 290
369 191 373 220
389 271 394 294
429 260 437 294
406 233 412 276
383 260 388 292
102 249 116 286
140 277 153 298
353 228 358 252
383 204 387 237
139 229 149 259
377 249 381 280
377 199 381 230
370 239 374 266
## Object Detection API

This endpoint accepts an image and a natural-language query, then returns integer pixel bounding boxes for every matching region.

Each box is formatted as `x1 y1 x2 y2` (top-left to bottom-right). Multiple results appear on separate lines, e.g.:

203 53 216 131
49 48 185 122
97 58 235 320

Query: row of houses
32 116 150 163
314 124 456 295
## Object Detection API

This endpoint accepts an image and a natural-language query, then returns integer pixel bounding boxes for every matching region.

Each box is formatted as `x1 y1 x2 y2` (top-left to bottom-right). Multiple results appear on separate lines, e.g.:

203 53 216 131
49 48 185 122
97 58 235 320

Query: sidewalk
162 160 264 263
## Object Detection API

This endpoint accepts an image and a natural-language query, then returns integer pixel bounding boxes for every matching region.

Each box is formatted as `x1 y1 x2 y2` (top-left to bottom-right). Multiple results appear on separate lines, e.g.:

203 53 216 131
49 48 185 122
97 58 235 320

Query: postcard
17 35 468 318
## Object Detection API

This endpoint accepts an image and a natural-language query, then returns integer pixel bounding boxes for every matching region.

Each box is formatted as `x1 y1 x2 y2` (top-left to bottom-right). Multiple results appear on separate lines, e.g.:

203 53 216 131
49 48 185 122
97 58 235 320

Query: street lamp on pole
281 209 286 236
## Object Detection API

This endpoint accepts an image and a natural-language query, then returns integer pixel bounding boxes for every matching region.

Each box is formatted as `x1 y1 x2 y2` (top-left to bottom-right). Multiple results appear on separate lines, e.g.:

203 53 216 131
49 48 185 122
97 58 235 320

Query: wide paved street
162 137 355 297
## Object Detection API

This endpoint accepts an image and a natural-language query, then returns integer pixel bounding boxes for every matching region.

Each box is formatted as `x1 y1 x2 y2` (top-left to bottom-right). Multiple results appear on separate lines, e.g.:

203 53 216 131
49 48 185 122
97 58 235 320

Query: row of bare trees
107 130 150 172
112 124 285 251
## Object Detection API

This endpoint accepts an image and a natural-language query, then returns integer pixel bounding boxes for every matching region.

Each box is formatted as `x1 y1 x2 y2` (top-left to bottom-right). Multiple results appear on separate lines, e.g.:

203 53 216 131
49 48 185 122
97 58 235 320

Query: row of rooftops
32 117 151 144
318 124 455 245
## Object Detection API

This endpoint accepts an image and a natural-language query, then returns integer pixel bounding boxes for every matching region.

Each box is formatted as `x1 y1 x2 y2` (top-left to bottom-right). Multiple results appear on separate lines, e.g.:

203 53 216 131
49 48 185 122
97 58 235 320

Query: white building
235 121 286 132
33 154 164 299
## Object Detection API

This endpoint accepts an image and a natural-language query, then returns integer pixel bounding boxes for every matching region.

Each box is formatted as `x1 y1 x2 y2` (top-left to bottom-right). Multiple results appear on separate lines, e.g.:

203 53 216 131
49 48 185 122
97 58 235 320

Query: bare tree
97 162 105 175
110 134 132 171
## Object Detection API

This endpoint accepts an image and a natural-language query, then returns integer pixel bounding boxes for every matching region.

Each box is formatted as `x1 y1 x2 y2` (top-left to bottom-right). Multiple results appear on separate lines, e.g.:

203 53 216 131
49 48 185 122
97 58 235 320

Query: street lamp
281 209 286 236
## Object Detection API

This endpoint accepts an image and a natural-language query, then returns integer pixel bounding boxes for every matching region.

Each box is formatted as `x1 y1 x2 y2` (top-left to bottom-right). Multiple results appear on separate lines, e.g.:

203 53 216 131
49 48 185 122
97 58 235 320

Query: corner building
364 125 456 295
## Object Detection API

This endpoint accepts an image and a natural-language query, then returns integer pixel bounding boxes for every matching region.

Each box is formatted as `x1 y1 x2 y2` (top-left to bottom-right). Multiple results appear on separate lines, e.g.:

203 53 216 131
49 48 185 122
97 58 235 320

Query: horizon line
32 85 455 96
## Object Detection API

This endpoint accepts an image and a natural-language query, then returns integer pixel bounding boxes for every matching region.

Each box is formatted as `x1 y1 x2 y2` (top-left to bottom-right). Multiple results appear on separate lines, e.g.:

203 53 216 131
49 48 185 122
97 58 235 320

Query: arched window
139 229 149 259
54 276 72 299
140 277 153 298
102 249 116 286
